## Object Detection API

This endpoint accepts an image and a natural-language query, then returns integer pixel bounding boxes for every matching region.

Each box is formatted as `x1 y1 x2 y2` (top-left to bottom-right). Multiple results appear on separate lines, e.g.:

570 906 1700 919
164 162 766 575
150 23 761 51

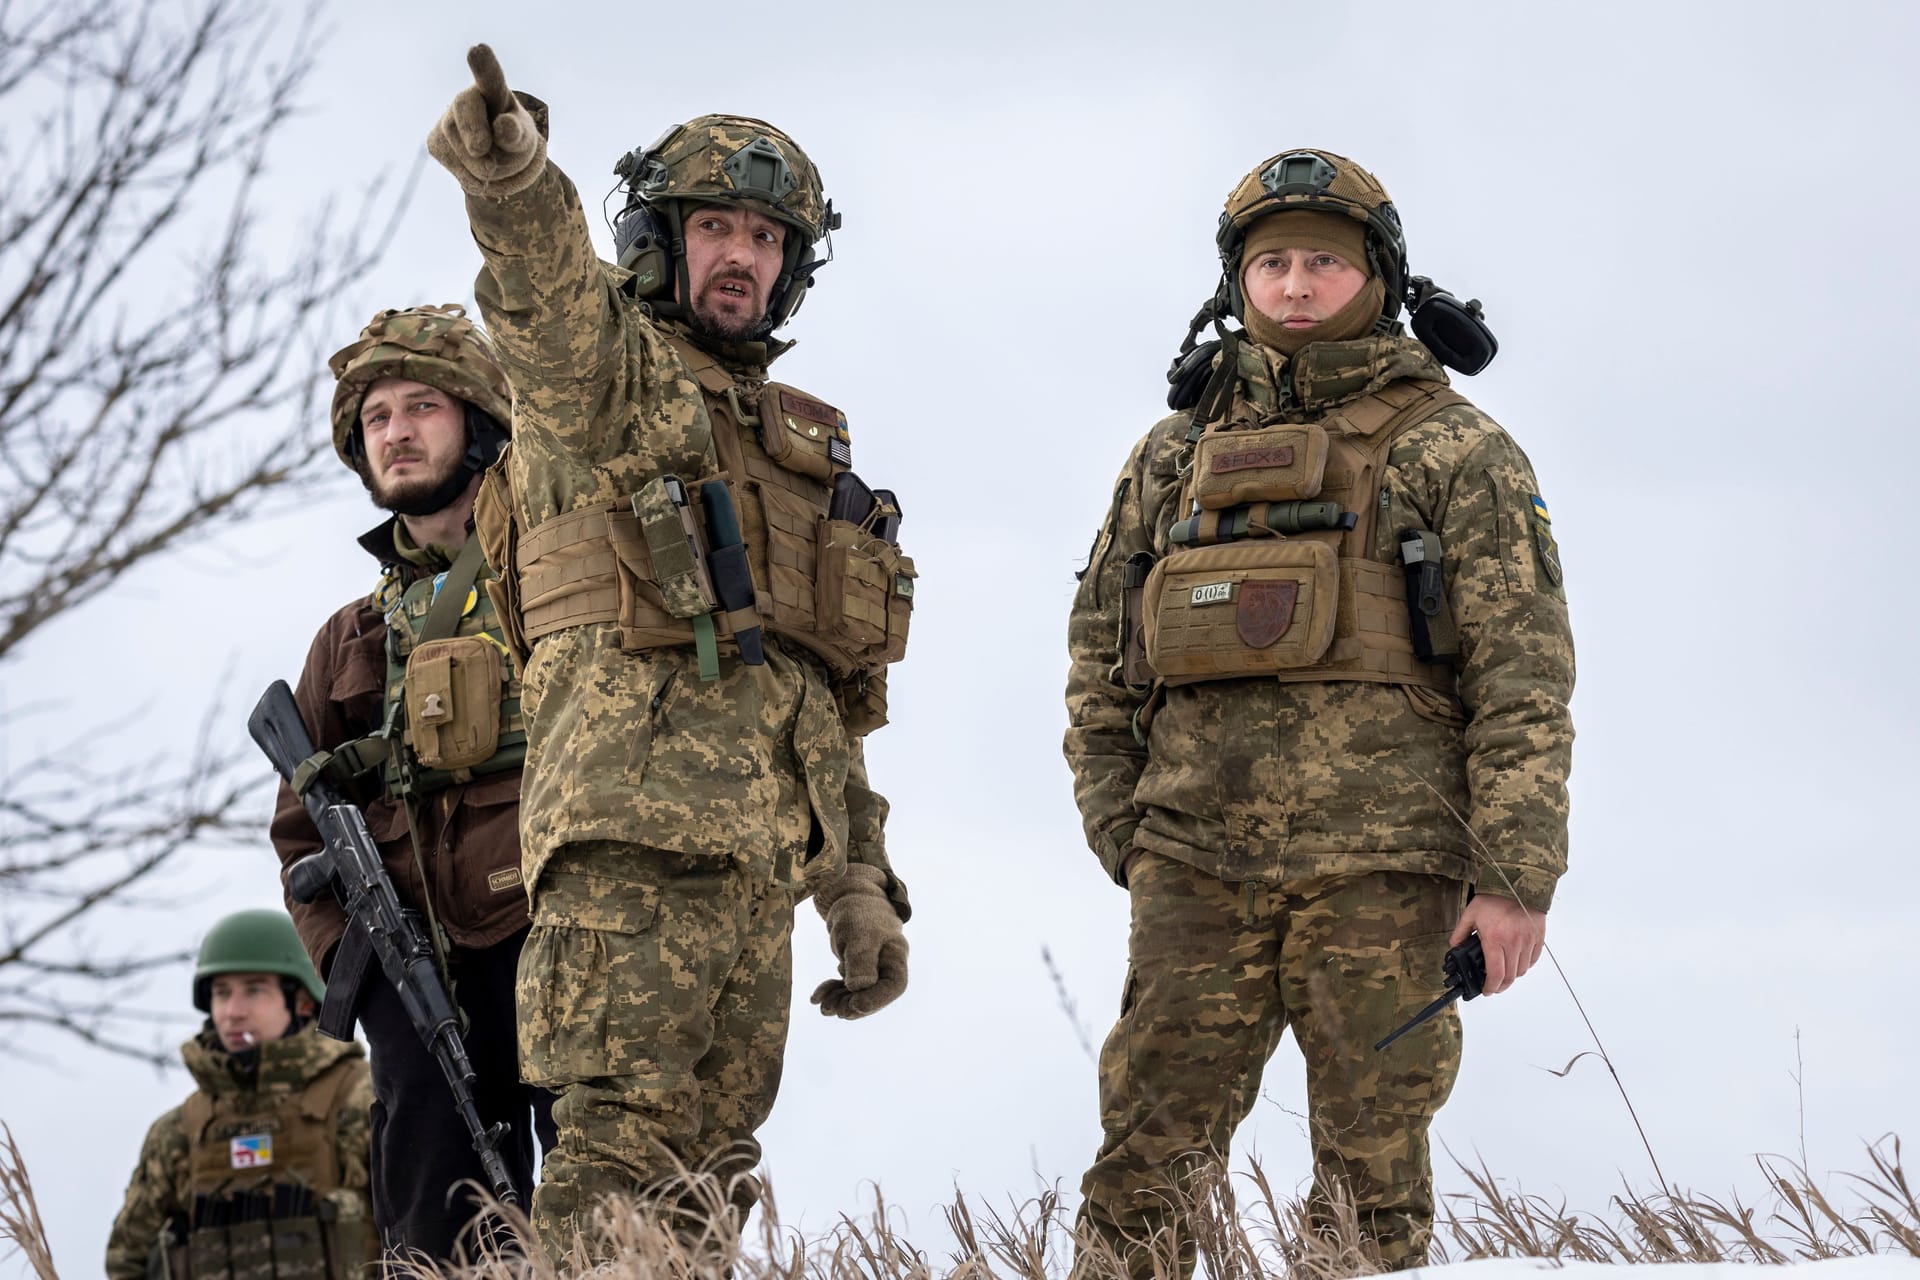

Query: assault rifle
249 680 518 1205
1373 934 1486 1052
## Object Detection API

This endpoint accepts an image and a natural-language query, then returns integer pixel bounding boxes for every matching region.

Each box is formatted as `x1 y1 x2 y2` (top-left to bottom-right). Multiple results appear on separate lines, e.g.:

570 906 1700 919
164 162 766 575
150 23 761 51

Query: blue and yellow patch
1528 494 1563 588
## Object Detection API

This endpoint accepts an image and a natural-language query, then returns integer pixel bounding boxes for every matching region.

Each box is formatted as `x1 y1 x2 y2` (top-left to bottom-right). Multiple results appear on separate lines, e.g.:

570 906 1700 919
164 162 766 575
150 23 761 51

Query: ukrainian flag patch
1529 494 1563 588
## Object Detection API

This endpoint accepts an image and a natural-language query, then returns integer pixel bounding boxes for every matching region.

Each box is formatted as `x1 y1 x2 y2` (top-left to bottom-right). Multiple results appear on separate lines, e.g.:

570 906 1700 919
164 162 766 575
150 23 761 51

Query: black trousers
358 927 556 1265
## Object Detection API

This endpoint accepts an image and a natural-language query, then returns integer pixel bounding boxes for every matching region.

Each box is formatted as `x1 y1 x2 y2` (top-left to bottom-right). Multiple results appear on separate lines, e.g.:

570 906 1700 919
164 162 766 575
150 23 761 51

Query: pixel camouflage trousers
1078 854 1466 1274
515 841 795 1259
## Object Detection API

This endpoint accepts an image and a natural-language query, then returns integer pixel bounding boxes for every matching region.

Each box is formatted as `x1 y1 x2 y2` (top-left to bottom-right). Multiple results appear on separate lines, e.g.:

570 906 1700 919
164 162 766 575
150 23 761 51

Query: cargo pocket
516 869 662 1085
1143 539 1340 680
1402 684 1468 730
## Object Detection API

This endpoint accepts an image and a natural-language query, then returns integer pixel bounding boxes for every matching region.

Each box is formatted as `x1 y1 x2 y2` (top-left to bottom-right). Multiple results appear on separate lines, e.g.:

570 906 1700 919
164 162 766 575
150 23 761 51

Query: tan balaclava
1238 209 1385 356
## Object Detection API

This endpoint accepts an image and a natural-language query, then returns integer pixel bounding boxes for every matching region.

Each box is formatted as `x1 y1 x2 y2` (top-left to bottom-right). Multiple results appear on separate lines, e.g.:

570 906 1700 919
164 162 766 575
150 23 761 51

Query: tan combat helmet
325 303 513 472
1216 149 1408 328
610 115 841 334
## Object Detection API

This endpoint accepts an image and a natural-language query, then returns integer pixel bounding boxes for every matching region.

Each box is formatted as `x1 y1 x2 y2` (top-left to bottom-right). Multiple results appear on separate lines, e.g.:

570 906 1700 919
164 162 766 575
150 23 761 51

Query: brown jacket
270 518 529 972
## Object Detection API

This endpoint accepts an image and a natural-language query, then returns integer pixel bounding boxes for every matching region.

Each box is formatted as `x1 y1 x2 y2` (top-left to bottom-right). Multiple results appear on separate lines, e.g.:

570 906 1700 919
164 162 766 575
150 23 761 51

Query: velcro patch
230 1134 273 1169
1190 582 1234 606
1237 579 1299 648
1212 446 1295 474
779 390 839 428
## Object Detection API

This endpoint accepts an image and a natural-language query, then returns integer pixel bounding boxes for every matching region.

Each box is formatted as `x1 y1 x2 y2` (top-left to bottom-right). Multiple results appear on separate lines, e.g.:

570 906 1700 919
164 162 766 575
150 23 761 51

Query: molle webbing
510 336 908 681
1167 378 1468 693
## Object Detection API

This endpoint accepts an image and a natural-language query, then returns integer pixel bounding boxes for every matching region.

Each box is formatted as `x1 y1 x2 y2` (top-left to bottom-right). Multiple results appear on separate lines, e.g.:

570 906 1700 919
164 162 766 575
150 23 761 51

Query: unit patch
1237 580 1298 648
1190 582 1235 606
230 1134 273 1169
1529 494 1563 587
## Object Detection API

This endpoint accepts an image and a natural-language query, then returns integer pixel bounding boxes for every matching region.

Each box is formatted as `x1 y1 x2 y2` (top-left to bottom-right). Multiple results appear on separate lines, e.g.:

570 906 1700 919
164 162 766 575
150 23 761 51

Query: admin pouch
1189 422 1331 509
1142 539 1339 680
403 636 504 771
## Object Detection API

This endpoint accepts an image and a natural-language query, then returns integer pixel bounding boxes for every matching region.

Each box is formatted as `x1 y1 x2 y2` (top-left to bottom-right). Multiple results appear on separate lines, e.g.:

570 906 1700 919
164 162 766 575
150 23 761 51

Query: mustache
702 268 758 291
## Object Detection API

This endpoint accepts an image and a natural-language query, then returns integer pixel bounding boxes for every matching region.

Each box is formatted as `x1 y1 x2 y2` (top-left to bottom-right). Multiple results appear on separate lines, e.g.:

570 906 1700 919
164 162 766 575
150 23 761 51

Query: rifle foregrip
249 680 316 784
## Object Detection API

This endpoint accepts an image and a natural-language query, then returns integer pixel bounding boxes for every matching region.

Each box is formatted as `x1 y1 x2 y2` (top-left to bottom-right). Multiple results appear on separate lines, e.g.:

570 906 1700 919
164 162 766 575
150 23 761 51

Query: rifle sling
420 537 487 644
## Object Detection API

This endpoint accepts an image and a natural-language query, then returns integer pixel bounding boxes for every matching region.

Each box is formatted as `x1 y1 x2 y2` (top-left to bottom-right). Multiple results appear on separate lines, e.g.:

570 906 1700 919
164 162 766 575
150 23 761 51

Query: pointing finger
466 43 513 115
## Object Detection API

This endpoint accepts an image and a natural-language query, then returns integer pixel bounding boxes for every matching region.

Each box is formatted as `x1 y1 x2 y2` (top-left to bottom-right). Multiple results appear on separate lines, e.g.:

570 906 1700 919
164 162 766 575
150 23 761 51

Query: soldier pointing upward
427 45 917 1257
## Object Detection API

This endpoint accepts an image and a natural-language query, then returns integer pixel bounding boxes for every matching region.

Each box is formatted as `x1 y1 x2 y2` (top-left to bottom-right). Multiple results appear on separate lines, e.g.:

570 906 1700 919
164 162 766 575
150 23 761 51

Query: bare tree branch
0 0 411 1065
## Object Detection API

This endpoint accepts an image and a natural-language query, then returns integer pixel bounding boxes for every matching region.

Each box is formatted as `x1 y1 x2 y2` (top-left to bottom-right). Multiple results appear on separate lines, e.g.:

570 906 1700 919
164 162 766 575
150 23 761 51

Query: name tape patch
1191 582 1235 606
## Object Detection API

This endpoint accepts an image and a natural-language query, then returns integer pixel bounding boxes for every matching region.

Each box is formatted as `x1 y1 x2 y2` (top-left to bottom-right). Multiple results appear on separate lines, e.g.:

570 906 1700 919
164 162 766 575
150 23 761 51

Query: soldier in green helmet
423 45 916 1257
1065 150 1576 1272
268 303 555 1261
106 910 376 1280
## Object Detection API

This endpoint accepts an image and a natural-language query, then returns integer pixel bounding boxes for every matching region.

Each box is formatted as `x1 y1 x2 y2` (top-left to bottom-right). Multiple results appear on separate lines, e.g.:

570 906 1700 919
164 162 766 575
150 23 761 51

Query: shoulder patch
1530 495 1563 587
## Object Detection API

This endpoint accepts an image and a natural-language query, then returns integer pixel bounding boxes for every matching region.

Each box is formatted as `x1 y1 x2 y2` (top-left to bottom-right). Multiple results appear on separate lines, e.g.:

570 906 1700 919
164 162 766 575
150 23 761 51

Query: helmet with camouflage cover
192 909 325 1012
610 115 841 335
326 303 513 471
1216 149 1408 328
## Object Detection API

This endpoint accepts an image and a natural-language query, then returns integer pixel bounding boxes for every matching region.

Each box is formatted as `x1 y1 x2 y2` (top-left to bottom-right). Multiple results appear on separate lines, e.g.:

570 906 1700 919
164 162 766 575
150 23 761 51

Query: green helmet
192 909 324 1012
326 303 513 470
1216 149 1407 327
610 115 841 334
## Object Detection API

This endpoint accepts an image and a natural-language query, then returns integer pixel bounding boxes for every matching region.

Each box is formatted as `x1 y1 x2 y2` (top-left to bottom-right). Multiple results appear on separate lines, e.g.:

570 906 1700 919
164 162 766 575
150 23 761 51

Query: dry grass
5 1136 1917 1279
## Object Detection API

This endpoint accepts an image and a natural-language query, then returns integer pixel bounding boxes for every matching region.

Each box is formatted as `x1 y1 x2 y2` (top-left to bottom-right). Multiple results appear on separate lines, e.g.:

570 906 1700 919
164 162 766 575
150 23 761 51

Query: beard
688 270 769 343
361 450 471 517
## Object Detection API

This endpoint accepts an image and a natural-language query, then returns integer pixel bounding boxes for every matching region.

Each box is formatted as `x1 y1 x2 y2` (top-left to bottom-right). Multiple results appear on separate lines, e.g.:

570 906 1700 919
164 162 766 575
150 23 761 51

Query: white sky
4 0 1919 1273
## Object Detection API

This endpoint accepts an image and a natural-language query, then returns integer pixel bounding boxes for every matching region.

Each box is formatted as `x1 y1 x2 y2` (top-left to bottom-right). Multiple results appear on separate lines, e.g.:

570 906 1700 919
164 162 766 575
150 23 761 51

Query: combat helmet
326 303 513 474
192 909 325 1013
1167 149 1497 404
610 115 841 335
1216 149 1409 327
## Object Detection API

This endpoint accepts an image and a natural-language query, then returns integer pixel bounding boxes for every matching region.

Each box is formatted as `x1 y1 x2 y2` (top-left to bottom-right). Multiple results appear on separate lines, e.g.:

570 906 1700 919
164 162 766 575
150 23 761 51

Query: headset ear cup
1410 291 1499 375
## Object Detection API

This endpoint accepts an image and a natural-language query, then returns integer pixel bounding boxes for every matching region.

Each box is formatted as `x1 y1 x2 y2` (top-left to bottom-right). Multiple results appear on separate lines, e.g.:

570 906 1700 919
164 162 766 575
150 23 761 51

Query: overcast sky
5 0 1919 1273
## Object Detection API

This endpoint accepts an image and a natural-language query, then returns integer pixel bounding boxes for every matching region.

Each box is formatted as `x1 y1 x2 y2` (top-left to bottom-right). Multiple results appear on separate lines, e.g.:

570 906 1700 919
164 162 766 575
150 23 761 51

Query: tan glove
809 864 908 1020
426 44 546 198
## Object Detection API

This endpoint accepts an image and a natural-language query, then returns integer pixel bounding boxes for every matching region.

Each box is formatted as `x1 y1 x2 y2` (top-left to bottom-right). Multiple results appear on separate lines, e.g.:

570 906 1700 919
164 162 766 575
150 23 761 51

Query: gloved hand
426 44 546 198
809 863 908 1020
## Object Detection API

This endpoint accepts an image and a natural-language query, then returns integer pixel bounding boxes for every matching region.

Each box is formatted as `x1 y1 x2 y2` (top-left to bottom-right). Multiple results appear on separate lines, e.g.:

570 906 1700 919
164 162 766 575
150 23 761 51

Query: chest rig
1130 338 1466 694
485 333 915 734
170 1057 370 1280
370 545 527 797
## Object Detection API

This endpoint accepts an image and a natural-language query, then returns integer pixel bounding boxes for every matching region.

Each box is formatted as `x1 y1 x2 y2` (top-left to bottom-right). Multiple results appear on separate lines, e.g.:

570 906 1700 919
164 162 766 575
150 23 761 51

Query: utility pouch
1119 552 1156 691
472 449 529 667
838 669 890 737
1143 539 1339 681
318 1193 375 1277
756 383 849 481
223 1220 271 1280
1190 423 1331 510
816 518 897 655
1398 529 1460 663
266 1215 328 1280
187 1228 229 1280
404 636 504 771
629 475 716 619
